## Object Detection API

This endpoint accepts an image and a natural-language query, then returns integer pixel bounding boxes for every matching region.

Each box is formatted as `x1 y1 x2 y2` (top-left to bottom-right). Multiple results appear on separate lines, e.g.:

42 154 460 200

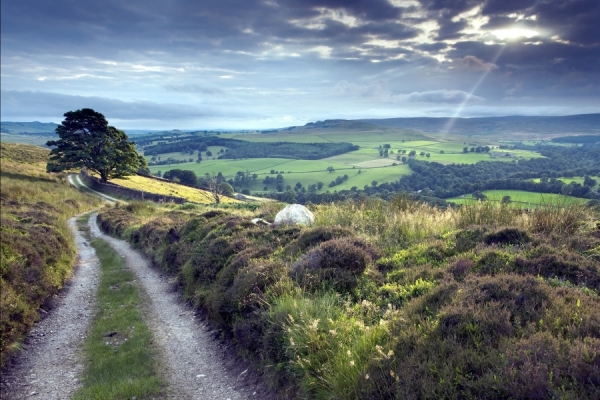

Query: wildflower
365 374 370 380
290 337 295 346
349 360 355 366
310 319 320 331
329 329 337 337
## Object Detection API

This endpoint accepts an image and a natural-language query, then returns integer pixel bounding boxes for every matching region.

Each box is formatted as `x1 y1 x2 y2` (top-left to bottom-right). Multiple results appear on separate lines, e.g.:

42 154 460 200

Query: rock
274 204 314 226
251 218 271 226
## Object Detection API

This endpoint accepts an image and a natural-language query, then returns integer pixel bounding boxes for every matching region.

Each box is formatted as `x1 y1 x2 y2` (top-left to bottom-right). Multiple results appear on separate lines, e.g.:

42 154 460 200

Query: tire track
88 214 273 400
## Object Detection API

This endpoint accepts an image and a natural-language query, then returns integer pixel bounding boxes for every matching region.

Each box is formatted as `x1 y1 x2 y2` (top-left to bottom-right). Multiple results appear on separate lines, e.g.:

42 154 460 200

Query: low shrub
292 238 378 293
484 227 531 245
284 225 354 256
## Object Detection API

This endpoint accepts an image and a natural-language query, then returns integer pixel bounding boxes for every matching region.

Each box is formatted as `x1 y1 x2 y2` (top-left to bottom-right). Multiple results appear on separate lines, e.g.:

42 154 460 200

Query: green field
143 129 545 195
446 190 588 208
530 176 599 189
0 134 51 147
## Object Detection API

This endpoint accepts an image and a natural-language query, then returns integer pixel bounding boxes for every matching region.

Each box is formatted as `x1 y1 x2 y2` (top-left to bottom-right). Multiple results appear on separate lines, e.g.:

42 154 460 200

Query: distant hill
0 121 59 135
357 114 600 136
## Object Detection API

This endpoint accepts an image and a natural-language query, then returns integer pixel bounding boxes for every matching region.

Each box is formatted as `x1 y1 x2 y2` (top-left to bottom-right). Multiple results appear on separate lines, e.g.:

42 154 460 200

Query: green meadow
446 190 588 208
146 129 544 194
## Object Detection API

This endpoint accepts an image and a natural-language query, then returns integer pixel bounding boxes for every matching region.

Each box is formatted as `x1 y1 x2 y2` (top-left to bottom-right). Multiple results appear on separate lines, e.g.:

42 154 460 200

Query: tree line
143 136 358 160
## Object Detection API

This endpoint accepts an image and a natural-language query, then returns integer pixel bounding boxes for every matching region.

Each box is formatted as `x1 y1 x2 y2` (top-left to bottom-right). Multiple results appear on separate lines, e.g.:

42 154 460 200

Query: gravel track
0 216 101 400
88 214 274 400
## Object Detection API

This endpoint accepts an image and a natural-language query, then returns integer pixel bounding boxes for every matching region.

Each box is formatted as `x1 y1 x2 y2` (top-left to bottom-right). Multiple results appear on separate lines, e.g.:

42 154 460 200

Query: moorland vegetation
97 194 600 399
0 143 100 365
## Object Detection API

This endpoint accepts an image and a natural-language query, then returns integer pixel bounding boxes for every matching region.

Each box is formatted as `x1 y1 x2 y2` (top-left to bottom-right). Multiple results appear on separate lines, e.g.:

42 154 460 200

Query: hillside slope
0 143 100 365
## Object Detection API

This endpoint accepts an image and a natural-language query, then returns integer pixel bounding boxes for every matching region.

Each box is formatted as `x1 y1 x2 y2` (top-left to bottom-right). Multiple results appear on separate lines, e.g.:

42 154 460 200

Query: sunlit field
109 174 240 204
446 189 588 208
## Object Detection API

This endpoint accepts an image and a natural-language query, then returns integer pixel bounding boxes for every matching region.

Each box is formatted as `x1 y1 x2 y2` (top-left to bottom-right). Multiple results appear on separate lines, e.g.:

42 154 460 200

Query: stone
251 218 271 226
274 204 314 226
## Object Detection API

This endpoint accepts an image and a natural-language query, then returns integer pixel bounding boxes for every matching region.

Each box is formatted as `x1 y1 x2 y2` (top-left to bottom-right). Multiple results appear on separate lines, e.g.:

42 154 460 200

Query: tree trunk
100 171 108 183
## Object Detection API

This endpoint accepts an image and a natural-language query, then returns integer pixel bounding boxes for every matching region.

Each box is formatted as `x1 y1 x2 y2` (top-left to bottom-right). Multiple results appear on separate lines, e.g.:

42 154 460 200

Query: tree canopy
46 108 146 182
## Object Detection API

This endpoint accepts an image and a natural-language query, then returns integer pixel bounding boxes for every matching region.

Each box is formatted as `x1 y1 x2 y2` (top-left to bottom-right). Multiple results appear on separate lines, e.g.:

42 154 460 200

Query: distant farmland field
446 190 587 208
146 130 544 195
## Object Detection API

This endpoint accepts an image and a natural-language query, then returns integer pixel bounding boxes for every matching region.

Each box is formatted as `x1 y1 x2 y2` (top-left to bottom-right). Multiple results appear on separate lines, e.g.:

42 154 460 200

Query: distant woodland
142 136 358 160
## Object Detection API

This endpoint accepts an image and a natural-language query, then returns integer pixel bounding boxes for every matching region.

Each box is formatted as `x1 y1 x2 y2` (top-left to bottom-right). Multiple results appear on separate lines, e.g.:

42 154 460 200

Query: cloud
331 80 389 98
164 84 226 95
453 55 498 71
406 90 485 104
0 90 220 121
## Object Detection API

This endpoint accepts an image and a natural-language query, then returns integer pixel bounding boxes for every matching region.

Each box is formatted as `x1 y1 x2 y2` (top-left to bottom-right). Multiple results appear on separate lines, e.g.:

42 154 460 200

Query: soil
1 213 275 399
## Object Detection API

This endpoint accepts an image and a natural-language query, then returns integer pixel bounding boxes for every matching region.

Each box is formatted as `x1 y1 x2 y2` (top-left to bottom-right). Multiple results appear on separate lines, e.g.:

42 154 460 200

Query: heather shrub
93 192 600 399
284 225 354 256
292 238 378 293
449 258 474 281
484 227 531 245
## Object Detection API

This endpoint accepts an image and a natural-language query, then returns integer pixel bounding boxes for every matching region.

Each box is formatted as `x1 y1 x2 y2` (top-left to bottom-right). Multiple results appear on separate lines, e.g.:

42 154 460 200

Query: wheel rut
88 213 273 399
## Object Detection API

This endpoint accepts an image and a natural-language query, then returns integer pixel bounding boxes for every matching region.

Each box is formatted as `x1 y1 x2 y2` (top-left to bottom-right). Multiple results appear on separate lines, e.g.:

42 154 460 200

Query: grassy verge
73 216 163 399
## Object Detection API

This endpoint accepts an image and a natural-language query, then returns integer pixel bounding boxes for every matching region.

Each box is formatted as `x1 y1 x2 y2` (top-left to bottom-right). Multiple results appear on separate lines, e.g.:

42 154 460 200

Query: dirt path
88 214 274 400
0 217 101 400
2 211 273 399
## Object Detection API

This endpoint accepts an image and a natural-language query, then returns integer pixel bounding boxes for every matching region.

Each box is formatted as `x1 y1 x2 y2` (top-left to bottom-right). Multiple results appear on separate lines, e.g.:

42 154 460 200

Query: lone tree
46 108 146 183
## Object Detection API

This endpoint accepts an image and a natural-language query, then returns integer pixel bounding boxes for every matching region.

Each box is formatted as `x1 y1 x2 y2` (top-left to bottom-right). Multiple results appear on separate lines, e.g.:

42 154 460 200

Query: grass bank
0 143 101 366
97 196 600 399
73 215 163 399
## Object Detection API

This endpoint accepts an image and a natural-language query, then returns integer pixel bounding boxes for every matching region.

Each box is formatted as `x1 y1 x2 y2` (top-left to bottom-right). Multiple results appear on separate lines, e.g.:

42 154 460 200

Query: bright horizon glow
492 28 539 41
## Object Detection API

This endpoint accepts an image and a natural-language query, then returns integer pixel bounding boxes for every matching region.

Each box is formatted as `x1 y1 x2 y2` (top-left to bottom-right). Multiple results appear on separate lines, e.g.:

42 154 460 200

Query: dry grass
108 174 240 204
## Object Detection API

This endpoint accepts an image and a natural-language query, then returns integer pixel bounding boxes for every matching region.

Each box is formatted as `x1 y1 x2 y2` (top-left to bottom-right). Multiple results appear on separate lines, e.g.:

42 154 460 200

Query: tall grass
268 290 392 399
313 197 454 252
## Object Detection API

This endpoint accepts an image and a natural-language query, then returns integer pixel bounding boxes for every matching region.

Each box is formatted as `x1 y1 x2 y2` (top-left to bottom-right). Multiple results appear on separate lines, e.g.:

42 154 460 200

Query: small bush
292 238 378 293
284 226 354 256
484 227 531 245
449 258 474 281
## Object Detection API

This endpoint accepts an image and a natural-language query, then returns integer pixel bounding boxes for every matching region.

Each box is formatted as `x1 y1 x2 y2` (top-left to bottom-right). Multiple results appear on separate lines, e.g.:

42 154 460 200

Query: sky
2 0 600 130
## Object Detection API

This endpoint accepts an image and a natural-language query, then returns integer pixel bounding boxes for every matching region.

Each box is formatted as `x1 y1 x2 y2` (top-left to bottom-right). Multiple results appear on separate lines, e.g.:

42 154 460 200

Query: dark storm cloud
481 0 539 15
285 0 403 21
1 90 223 120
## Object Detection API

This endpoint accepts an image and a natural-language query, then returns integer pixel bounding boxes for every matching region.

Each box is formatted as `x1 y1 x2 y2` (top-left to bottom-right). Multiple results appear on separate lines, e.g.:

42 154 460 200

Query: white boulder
274 204 314 226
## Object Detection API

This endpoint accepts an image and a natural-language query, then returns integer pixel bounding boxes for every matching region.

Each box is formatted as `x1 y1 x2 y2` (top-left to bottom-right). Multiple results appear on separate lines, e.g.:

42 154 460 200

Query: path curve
0 216 101 400
88 214 273 400
67 174 120 203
